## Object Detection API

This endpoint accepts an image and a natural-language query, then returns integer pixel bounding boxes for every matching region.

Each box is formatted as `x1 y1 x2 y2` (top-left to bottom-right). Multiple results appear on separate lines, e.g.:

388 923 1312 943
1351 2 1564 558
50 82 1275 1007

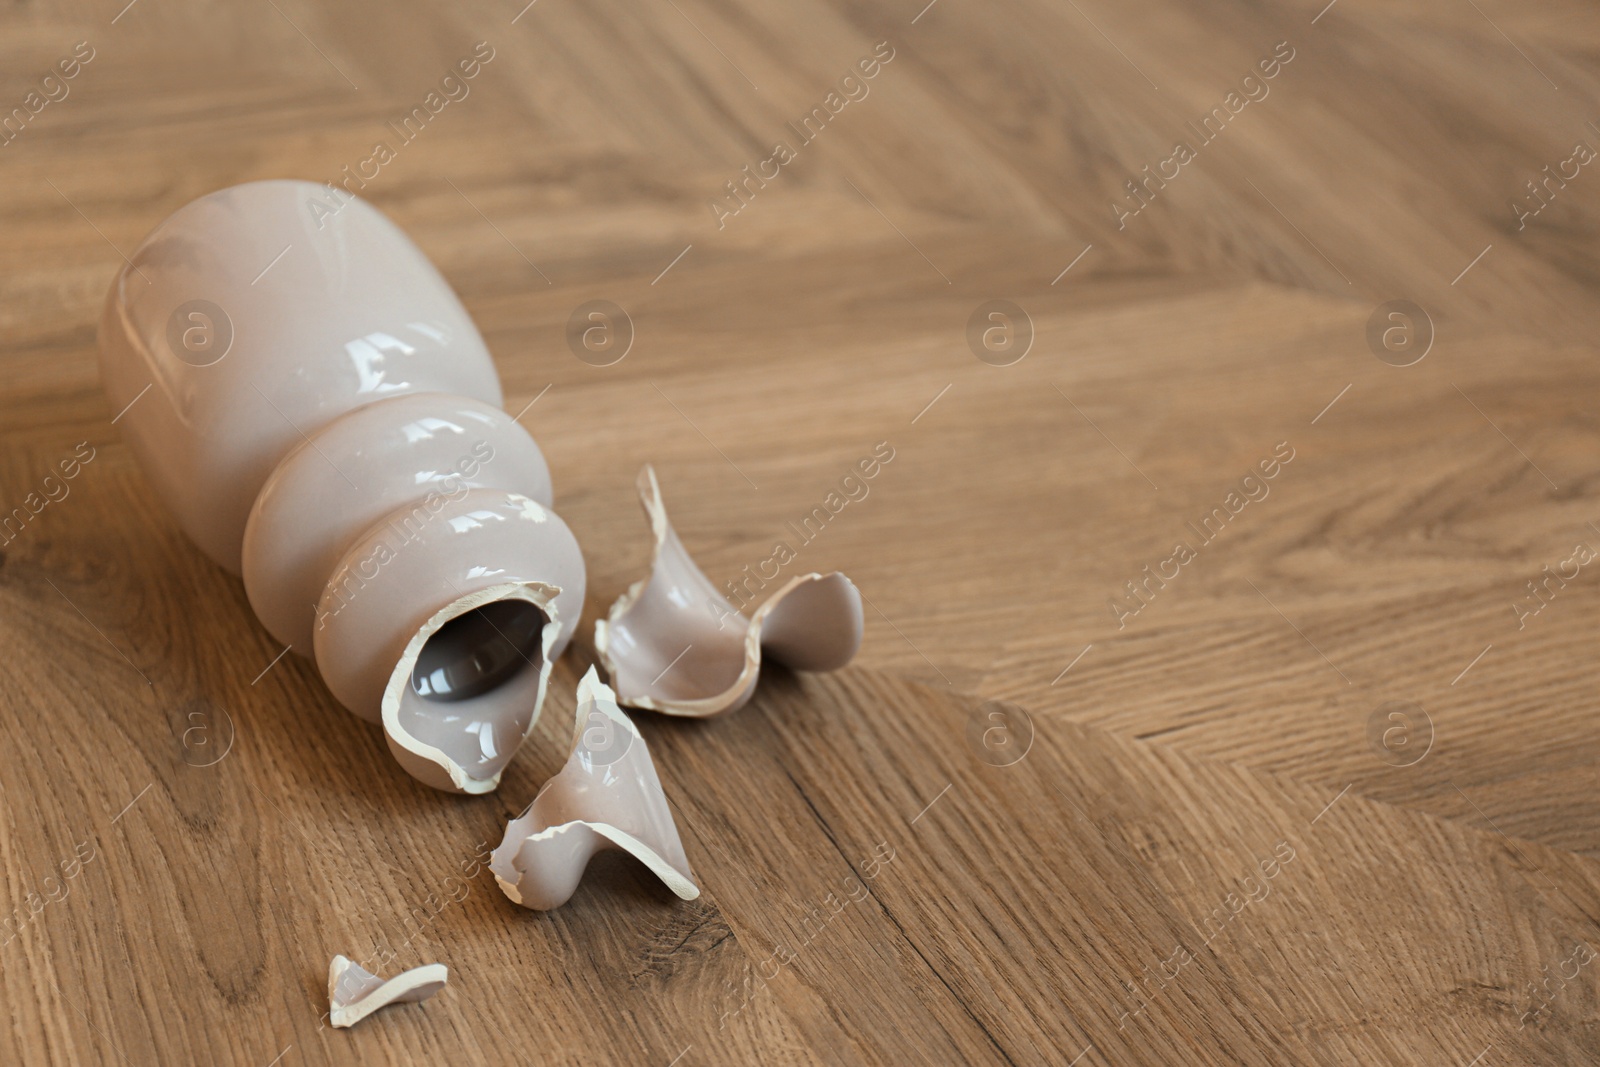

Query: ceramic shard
490 668 698 910
594 465 863 716
327 955 447 1029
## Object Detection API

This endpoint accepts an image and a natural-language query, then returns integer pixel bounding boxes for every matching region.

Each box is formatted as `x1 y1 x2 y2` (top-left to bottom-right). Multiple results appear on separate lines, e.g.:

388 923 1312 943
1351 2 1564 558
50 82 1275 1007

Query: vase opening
410 599 546 702
389 589 555 787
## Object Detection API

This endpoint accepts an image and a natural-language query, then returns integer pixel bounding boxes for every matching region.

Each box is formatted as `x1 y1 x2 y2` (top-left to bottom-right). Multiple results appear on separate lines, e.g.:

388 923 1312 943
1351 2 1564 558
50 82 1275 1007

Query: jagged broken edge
380 580 561 793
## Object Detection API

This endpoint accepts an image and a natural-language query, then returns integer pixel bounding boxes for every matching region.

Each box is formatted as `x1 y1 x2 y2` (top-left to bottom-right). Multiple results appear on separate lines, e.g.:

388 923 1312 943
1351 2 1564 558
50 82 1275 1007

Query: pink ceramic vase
99 180 585 793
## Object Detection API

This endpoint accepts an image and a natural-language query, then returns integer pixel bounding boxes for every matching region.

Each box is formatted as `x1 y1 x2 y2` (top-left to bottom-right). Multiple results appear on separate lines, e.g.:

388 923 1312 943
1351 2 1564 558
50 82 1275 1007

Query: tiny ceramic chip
491 667 699 910
328 955 447 1029
595 465 864 716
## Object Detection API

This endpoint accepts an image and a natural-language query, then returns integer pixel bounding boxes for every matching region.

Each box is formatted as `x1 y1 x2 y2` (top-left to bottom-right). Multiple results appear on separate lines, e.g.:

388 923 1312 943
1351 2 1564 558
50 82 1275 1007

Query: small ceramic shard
490 668 699 910
327 955 447 1029
594 466 864 716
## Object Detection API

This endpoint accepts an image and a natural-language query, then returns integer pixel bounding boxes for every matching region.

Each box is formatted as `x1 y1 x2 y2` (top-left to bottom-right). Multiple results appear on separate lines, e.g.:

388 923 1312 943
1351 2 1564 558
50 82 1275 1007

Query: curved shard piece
491 668 698 911
328 955 447 1029
594 465 864 716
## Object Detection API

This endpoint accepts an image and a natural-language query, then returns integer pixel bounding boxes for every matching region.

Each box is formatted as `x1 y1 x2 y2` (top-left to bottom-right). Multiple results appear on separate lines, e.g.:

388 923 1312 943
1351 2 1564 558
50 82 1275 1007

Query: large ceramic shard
491 668 699 911
594 465 863 716
327 955 447 1029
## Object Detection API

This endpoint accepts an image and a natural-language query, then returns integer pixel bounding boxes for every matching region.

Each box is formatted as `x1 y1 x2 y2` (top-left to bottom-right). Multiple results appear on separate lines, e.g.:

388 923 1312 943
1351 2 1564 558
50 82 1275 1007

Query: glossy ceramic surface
243 391 553 652
101 183 588 793
312 489 584 792
98 179 502 573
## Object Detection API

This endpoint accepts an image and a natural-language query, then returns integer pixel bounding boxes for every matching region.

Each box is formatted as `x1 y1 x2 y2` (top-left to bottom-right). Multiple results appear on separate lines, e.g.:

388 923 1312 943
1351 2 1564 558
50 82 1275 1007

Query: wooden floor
3 0 1600 1062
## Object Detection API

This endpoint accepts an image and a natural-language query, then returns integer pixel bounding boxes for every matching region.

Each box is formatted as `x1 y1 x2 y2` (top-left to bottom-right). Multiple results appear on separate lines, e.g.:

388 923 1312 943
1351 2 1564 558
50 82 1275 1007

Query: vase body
99 180 584 793
98 178 506 572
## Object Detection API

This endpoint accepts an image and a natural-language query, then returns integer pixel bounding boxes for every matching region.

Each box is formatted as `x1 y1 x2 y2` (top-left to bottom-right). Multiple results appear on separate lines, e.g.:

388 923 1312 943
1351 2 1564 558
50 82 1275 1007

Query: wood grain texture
2 0 1599 1062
